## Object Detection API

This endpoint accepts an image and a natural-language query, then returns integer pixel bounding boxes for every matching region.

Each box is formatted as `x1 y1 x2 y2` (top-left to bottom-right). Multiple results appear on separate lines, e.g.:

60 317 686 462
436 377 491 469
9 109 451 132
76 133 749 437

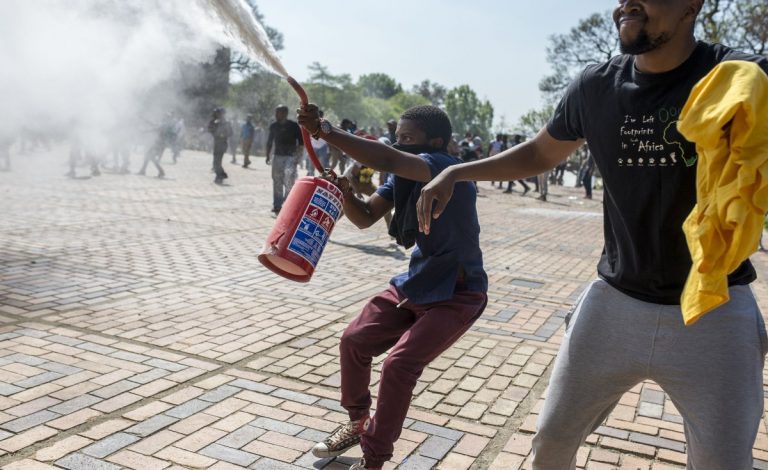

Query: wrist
312 119 332 139
445 165 459 183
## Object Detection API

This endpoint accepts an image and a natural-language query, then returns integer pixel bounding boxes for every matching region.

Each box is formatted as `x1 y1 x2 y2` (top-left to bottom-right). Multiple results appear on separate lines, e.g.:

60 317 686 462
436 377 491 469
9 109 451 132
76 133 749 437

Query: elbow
351 218 374 230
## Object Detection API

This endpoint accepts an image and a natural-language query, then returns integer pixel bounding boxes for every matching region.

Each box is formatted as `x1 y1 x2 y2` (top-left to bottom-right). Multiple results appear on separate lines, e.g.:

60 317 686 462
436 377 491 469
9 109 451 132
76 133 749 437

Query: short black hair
400 105 452 150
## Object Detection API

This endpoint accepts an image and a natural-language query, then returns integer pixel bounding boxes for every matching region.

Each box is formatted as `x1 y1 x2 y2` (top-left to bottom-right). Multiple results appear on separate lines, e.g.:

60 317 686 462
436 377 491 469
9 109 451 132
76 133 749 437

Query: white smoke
0 0 279 151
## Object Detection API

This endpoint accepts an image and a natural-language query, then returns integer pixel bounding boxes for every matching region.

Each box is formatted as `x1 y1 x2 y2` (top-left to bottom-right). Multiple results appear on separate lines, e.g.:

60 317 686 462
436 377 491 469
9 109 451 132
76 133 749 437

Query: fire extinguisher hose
287 76 325 174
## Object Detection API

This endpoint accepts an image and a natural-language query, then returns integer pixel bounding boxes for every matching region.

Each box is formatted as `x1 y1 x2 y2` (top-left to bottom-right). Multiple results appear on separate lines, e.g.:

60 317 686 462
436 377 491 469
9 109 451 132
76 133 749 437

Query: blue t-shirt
376 152 487 304
241 122 255 140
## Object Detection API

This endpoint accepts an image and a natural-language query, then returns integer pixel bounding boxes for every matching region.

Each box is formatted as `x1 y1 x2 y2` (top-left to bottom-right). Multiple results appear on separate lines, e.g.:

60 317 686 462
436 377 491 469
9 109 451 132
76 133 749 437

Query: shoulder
577 54 633 88
705 41 768 75
421 151 461 176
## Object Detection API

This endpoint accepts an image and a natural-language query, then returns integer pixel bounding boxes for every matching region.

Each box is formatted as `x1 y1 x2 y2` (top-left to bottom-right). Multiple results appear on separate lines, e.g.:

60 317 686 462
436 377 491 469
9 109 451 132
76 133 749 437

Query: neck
634 35 697 74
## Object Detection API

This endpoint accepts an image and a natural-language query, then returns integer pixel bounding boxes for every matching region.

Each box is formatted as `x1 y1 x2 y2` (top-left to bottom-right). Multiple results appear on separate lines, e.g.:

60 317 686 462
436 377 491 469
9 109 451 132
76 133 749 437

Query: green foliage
270 63 430 131
228 72 298 126
411 80 448 107
445 85 494 141
514 105 554 138
389 92 430 115
539 11 618 105
358 73 403 99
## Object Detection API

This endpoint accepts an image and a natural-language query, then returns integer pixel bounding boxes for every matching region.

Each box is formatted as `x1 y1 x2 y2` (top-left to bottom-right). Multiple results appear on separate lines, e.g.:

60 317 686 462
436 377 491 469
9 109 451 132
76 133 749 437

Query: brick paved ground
1 147 768 469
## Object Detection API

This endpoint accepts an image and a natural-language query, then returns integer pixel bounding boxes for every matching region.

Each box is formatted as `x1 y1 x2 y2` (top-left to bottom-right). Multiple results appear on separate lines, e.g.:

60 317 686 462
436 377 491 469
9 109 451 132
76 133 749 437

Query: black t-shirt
547 41 768 304
267 120 303 156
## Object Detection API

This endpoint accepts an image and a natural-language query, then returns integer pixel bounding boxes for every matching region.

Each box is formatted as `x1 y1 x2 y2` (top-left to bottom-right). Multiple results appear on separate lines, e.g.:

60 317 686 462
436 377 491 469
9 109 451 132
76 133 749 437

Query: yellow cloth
677 60 768 325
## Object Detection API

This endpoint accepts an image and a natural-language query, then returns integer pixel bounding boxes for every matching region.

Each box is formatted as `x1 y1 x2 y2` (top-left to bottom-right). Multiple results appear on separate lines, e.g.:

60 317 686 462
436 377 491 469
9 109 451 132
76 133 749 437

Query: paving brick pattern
1 148 767 468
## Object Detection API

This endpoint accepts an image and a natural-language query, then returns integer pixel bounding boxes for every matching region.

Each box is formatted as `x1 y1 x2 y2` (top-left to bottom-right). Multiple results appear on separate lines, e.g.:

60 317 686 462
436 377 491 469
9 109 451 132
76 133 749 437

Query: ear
685 0 703 21
428 137 445 149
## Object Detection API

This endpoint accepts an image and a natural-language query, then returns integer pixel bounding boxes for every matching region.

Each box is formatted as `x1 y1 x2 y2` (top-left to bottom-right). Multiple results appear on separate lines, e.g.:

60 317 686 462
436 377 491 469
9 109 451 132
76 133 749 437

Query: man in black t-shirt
418 0 768 468
266 105 303 213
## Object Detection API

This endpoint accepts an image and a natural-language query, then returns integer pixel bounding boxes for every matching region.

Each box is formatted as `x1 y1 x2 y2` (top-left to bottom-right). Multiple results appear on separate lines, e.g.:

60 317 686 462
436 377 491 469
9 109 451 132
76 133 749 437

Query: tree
230 1 284 73
228 73 298 128
358 73 403 99
411 80 447 107
539 11 618 104
304 62 366 123
514 106 554 139
444 85 494 141
698 0 768 55
181 48 233 127
736 0 768 55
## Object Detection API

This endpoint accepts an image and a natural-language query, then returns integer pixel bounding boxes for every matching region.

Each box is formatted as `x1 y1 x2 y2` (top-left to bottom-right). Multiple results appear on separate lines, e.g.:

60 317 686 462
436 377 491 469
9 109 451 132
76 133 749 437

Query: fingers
431 198 448 221
296 103 319 118
335 176 351 193
417 187 435 235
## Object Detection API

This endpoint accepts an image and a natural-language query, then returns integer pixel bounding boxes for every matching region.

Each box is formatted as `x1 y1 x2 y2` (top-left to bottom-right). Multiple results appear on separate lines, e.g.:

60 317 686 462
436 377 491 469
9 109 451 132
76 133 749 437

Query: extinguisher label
287 186 342 268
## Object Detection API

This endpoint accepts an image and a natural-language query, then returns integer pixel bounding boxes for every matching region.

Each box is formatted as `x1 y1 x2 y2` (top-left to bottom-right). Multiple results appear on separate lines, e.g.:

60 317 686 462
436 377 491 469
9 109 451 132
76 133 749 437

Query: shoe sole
311 441 359 458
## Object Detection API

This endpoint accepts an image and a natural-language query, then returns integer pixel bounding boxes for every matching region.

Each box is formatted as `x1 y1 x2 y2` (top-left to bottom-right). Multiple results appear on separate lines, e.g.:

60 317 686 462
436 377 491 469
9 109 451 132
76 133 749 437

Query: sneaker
311 417 369 458
349 458 381 470
214 178 223 185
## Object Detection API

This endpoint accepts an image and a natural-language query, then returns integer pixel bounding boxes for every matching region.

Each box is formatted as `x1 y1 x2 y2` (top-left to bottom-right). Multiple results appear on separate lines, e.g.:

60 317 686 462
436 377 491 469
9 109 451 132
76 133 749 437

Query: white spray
205 0 290 78
0 0 290 157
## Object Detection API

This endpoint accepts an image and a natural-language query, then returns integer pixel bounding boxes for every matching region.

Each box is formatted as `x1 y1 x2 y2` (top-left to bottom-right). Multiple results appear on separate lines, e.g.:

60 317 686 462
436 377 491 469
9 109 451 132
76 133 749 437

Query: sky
258 0 616 131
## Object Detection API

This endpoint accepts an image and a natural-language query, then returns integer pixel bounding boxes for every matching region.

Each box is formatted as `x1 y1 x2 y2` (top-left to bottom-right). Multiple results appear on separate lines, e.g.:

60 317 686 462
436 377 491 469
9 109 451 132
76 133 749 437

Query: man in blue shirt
240 115 256 168
297 105 488 470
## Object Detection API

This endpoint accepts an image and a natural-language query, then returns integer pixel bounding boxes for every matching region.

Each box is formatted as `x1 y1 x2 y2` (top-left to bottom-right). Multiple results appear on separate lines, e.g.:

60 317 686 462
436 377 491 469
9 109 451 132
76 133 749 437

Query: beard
617 24 672 55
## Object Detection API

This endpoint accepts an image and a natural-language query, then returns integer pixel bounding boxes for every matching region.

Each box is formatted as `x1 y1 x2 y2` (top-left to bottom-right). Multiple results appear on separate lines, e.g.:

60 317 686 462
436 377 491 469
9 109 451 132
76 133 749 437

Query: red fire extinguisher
257 77 344 282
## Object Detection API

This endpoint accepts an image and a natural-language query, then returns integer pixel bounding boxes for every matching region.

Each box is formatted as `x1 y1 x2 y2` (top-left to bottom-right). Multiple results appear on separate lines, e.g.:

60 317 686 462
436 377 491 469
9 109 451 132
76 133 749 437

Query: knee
340 325 366 354
531 413 584 458
687 436 755 470
380 354 421 385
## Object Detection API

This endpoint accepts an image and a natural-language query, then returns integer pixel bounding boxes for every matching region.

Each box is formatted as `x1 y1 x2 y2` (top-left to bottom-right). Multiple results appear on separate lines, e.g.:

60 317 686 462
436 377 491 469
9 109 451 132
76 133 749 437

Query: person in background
385 118 397 143
241 115 256 168
266 104 302 213
229 115 240 164
207 107 232 185
305 110 329 176
504 135 530 195
172 116 185 164
487 133 505 188
138 113 174 178
581 147 595 199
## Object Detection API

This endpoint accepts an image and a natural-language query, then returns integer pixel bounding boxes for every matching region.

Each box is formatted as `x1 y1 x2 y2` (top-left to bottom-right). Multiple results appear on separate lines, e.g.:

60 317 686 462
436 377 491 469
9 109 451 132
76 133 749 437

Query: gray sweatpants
271 154 297 210
532 279 767 470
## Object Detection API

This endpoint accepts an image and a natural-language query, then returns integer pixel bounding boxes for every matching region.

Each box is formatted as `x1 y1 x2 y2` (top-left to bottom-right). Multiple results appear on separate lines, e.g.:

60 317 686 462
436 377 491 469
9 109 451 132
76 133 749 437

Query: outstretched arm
416 127 583 234
297 105 431 183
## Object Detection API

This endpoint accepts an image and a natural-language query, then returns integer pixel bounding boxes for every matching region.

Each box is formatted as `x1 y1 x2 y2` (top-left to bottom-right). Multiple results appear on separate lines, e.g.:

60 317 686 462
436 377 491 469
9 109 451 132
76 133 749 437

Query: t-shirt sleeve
546 68 589 141
722 49 768 76
420 153 452 179
375 173 395 201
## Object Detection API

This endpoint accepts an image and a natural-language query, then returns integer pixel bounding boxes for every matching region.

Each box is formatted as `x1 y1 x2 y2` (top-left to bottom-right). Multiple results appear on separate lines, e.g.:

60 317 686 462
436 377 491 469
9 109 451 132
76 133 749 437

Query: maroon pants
340 284 487 467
